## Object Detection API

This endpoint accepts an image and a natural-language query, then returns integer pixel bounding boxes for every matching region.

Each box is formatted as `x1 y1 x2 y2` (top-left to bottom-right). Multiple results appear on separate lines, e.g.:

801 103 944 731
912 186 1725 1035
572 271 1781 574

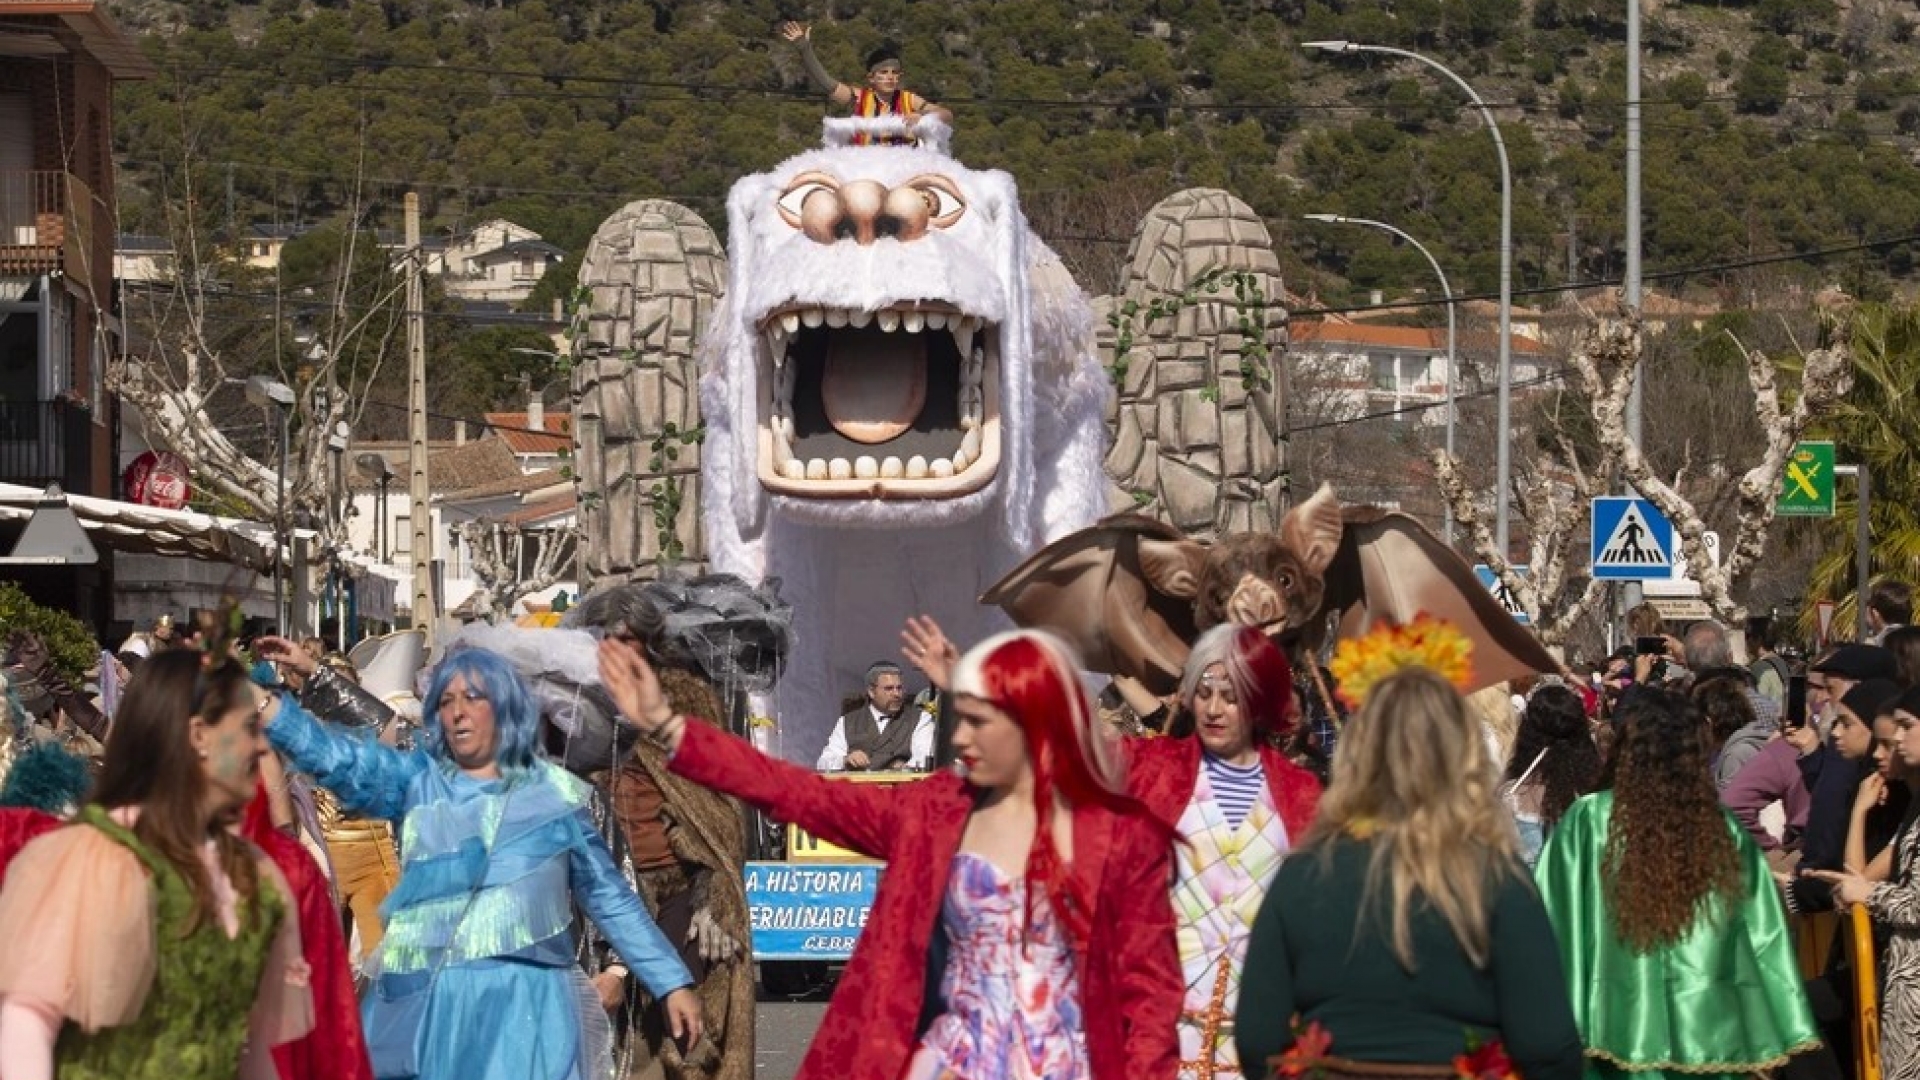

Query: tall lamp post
1303 213 1458 544
327 420 349 651
1304 39 1514 558
245 375 295 631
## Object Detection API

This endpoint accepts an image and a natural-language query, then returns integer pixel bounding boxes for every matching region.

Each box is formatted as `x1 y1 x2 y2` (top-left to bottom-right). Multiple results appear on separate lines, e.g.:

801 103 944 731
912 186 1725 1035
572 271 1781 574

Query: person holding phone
1779 680 1904 914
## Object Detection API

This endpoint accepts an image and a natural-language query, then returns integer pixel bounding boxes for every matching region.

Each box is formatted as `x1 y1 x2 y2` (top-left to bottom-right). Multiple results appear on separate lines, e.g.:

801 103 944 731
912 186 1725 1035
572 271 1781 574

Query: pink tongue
822 330 928 444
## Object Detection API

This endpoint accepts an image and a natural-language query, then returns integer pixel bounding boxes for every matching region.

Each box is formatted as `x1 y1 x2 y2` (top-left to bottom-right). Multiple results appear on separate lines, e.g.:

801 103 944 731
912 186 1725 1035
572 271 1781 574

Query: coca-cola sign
123 450 192 510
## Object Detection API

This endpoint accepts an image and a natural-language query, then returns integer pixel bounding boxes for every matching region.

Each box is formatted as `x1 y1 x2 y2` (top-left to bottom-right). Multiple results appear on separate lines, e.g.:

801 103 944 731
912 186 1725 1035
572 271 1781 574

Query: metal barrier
1846 902 1882 1080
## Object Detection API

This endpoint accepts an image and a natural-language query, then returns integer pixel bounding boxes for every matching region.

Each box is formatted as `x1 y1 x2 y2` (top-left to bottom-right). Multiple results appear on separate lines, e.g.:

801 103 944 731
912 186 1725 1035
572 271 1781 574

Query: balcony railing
0 400 91 491
0 171 101 282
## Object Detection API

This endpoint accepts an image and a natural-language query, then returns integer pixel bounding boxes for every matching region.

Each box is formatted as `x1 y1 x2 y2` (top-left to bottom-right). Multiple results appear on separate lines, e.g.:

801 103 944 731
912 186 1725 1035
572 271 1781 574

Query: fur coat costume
594 666 756 1080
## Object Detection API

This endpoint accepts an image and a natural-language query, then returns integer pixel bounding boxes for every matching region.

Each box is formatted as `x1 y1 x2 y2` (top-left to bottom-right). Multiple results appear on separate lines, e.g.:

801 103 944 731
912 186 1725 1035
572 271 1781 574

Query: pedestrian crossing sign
1590 497 1674 580
1473 565 1531 624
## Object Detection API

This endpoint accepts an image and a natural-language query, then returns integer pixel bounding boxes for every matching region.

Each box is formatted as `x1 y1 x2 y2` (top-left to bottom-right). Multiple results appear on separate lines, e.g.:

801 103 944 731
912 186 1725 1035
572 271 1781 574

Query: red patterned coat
1126 737 1322 842
241 785 375 1080
671 721 1182 1080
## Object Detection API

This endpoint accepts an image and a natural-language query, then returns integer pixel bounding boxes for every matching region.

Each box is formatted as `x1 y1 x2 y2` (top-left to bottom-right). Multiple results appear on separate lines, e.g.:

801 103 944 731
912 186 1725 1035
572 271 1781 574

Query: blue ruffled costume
268 698 692 1080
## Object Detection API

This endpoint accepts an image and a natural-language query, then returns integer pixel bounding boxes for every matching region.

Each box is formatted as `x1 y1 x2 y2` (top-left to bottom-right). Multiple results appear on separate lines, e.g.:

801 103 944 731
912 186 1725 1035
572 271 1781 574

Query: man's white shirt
816 704 936 771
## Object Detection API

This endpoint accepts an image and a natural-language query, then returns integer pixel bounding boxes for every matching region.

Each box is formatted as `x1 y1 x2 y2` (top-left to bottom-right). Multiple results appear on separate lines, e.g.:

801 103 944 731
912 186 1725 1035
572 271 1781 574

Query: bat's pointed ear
1280 483 1344 577
1138 538 1208 600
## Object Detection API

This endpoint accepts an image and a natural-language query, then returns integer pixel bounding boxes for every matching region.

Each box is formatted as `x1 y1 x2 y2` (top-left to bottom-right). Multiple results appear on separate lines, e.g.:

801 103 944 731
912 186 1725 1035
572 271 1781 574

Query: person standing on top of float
778 22 953 144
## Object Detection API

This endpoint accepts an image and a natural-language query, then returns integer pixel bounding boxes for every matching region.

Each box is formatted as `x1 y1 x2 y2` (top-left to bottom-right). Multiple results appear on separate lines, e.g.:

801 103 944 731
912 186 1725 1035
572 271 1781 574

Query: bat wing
982 515 1203 695
1323 508 1559 692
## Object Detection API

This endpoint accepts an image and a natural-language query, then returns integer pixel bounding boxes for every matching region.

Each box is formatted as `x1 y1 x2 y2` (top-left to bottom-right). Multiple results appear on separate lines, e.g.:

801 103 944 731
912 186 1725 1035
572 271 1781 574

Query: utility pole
1621 0 1647 618
405 193 433 647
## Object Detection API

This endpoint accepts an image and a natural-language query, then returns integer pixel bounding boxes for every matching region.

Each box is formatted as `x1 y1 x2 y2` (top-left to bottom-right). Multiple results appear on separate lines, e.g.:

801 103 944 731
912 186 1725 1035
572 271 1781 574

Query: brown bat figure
982 484 1557 697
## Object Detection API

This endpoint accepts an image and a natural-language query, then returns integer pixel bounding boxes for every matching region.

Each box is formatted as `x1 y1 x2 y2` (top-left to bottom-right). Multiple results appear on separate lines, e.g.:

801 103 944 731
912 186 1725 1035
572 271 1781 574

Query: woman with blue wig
253 636 701 1080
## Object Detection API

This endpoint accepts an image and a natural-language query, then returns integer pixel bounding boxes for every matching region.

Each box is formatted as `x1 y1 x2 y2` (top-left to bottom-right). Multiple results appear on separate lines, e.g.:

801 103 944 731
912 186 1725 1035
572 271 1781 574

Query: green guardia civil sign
1777 441 1835 517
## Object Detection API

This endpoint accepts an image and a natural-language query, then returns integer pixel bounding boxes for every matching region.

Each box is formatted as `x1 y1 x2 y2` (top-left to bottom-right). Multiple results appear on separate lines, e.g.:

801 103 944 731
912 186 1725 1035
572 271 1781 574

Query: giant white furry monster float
700 117 1112 763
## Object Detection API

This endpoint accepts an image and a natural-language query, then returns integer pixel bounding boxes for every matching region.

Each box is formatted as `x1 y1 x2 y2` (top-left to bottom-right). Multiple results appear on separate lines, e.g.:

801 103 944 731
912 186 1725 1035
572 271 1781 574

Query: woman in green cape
1534 687 1823 1079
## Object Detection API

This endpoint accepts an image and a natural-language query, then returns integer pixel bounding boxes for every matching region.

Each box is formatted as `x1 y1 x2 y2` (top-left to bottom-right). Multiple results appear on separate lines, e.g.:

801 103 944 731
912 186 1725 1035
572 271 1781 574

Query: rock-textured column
1095 189 1289 540
573 200 725 585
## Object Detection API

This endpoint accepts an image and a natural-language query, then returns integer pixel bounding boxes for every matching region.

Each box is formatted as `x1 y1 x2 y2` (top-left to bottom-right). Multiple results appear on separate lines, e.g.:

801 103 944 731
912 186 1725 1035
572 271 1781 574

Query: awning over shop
0 482 279 569
337 550 405 623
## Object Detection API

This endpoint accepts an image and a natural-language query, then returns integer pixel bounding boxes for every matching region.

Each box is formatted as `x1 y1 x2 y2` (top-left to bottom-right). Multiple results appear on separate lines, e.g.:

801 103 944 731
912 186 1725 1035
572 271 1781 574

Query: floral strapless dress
904 852 1089 1080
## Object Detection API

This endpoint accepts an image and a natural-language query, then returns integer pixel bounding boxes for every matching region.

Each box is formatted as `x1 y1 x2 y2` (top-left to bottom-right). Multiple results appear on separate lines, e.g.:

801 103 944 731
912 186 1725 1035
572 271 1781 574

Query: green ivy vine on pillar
647 420 706 562
1105 265 1276 395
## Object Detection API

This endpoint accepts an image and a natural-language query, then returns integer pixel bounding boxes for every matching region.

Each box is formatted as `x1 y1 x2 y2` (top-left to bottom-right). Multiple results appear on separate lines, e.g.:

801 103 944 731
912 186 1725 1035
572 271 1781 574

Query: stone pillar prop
573 200 725 584
1094 189 1289 540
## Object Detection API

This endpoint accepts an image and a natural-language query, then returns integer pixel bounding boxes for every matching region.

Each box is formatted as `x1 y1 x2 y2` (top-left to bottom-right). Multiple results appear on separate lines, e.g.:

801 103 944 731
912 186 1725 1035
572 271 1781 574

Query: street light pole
1304 40 1514 557
245 374 295 631
1302 213 1458 544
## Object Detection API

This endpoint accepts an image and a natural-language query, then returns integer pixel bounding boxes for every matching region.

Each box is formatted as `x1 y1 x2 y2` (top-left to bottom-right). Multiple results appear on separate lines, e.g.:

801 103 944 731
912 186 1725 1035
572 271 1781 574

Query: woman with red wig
1128 625 1323 1079
598 627 1180 1080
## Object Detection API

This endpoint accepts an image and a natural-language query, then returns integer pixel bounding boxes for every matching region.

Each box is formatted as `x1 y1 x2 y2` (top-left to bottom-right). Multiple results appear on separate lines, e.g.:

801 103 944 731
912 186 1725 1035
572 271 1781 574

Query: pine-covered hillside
110 0 1920 308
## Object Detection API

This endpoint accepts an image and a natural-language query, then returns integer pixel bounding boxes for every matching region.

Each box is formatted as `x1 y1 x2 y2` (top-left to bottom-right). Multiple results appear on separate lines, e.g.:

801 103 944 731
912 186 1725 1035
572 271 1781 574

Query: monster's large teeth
848 309 872 328
903 310 924 333
826 308 848 328
854 455 879 479
930 458 954 479
806 458 828 481
828 457 853 480
780 312 800 335
781 459 806 480
881 456 904 478
907 455 929 478
925 312 947 330
802 308 824 329
878 309 900 333
960 428 981 462
952 320 974 360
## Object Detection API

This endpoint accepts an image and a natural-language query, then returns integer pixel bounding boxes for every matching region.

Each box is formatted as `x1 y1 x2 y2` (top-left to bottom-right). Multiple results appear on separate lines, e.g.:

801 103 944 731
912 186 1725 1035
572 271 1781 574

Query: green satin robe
1534 791 1822 1080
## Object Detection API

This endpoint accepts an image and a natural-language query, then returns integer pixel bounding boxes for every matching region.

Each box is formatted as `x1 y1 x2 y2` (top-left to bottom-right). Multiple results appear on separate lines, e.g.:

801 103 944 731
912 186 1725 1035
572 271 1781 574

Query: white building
430 219 566 305
1288 319 1552 426
112 234 173 283
346 434 578 627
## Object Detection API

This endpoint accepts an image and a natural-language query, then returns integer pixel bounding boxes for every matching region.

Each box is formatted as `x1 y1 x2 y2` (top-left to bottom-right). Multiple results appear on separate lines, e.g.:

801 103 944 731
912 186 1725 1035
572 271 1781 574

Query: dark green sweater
1234 836 1584 1080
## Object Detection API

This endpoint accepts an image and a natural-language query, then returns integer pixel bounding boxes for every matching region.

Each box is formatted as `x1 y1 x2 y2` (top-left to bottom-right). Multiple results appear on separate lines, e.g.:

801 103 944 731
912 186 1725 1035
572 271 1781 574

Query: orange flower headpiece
1327 614 1475 710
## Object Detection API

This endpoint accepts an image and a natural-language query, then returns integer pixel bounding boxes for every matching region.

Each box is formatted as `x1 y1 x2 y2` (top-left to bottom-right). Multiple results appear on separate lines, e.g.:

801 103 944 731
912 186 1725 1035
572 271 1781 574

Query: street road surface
753 969 833 1080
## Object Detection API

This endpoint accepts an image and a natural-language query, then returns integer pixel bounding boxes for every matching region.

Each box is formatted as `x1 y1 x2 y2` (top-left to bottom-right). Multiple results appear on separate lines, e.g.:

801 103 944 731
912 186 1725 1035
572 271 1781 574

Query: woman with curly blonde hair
1535 687 1822 1080
1235 666 1583 1080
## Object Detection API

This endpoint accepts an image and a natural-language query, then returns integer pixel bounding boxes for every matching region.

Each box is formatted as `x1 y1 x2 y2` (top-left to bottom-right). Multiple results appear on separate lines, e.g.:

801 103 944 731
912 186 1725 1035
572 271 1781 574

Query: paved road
753 997 829 1080
752 967 835 1080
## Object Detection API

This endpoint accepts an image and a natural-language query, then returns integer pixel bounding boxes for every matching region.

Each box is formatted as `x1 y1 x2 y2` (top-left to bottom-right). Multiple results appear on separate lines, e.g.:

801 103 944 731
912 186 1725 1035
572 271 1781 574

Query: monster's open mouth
757 302 1000 499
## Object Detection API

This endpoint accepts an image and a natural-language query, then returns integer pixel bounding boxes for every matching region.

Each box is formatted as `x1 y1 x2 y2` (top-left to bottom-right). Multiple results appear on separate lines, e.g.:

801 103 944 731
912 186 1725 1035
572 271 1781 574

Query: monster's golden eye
776 173 840 226
905 176 966 227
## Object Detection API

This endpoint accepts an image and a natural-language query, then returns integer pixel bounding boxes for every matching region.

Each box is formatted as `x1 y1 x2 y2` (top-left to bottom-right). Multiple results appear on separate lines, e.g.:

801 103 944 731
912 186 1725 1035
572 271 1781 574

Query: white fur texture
698 141 1110 764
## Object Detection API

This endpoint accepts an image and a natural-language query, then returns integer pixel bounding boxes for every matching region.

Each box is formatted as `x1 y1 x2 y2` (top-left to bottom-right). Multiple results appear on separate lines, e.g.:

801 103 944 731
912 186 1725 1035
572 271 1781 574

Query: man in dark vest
815 661 932 771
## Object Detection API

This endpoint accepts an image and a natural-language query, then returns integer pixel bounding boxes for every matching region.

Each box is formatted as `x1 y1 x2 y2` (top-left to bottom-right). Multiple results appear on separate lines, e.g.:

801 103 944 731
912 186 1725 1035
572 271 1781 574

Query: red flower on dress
1273 1016 1334 1078
1453 1035 1517 1080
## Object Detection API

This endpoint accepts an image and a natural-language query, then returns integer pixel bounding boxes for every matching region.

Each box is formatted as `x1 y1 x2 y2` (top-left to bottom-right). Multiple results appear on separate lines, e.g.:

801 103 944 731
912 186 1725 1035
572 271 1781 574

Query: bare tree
459 521 579 621
110 104 409 563
1436 302 1854 645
